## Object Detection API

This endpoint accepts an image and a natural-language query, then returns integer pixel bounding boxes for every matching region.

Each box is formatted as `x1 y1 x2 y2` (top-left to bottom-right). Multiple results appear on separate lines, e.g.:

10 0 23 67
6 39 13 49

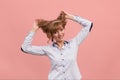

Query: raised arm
64 11 93 46
21 20 47 55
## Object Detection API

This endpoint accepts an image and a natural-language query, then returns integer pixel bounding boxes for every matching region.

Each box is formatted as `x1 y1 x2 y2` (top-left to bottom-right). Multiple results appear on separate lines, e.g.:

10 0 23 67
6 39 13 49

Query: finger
63 11 69 15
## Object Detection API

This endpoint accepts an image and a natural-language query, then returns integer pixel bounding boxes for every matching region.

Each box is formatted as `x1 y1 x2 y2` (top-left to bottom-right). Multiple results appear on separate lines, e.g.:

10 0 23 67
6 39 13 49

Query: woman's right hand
31 19 40 32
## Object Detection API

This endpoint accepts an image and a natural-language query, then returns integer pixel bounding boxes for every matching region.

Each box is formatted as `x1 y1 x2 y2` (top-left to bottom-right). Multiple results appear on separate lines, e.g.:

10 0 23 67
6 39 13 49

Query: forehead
50 25 64 35
52 24 64 31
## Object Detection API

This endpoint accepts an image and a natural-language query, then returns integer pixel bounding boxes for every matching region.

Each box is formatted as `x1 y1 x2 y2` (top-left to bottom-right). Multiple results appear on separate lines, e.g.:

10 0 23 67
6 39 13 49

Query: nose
58 31 62 35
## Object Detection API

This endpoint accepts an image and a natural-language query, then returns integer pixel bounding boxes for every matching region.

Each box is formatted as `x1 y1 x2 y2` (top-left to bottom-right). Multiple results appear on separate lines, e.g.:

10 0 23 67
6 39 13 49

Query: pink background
0 0 120 80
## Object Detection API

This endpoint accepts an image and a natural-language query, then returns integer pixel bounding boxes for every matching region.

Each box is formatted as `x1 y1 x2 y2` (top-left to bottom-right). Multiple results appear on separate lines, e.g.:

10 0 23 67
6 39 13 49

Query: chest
46 44 78 62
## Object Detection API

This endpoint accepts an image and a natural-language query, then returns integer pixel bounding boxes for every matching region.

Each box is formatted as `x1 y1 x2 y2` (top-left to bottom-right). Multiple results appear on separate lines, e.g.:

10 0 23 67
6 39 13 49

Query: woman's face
53 25 65 43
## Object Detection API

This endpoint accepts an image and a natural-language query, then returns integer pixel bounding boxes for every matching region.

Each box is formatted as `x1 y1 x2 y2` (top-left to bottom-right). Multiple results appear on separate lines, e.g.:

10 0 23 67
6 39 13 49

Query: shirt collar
52 40 69 48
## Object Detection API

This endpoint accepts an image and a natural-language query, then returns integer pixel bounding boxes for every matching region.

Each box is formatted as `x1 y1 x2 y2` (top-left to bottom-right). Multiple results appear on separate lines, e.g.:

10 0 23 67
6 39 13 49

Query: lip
58 36 63 39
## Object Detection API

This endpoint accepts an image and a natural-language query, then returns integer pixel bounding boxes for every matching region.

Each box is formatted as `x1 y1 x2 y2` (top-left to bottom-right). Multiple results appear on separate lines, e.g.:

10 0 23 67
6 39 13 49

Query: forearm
21 31 35 53
71 15 93 46
73 16 92 25
70 15 93 32
21 31 46 55
22 24 38 50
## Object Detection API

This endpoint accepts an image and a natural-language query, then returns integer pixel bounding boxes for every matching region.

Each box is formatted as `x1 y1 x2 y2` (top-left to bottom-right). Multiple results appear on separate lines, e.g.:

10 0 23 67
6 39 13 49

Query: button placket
60 51 63 55
61 58 65 68
63 77 67 80
63 73 67 80
59 48 67 79
62 59 66 76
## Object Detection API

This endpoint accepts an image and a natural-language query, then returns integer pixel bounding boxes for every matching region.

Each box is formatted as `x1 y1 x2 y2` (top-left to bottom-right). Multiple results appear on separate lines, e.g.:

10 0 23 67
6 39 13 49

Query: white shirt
21 16 93 80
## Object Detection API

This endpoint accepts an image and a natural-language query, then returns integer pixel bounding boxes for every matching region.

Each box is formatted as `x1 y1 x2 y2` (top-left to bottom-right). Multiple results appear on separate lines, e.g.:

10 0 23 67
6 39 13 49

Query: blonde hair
36 11 67 42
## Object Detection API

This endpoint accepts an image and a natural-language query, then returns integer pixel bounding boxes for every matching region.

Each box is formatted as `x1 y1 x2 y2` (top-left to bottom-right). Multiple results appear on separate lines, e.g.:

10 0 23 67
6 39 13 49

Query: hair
36 11 67 42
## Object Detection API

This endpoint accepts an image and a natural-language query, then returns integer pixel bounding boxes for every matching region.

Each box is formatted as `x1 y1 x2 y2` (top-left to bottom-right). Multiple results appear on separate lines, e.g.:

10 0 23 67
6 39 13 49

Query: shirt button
62 59 64 61
63 71 65 73
63 65 65 67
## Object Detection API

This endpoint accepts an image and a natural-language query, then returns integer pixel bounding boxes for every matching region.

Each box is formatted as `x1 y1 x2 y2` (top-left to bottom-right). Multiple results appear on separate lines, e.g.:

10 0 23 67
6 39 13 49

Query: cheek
62 29 65 33
53 34 58 38
62 30 65 35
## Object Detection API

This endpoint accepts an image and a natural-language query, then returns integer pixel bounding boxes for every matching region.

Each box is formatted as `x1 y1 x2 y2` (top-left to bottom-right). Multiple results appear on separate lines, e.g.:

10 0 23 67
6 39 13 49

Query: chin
57 39 64 42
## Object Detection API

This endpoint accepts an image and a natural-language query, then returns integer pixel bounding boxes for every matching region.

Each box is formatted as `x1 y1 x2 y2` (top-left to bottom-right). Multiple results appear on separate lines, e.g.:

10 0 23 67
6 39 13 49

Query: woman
21 11 93 80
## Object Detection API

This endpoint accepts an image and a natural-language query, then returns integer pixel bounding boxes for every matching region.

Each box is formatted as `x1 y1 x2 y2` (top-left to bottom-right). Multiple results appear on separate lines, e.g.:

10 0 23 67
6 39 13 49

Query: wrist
69 15 74 19
31 28 38 32
66 14 74 20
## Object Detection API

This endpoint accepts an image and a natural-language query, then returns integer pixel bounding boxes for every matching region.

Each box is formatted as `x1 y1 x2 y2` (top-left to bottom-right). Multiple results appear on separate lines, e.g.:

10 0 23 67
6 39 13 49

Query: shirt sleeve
21 32 47 56
72 16 93 46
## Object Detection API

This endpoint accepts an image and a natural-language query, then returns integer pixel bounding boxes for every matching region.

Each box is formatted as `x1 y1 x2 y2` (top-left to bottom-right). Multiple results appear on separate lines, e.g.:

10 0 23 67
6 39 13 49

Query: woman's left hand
63 11 74 19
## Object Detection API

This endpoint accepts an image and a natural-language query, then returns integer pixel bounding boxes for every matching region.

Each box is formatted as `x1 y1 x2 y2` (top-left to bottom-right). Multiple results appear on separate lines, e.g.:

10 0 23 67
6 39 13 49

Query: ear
51 35 54 42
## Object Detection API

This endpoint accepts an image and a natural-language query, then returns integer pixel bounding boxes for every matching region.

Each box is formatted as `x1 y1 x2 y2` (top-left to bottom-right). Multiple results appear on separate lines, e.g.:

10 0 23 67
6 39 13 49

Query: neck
56 40 64 49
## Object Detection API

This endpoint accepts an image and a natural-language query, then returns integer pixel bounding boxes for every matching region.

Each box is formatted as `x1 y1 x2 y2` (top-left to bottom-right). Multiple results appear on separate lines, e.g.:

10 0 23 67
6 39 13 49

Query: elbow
89 22 93 32
21 47 28 53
